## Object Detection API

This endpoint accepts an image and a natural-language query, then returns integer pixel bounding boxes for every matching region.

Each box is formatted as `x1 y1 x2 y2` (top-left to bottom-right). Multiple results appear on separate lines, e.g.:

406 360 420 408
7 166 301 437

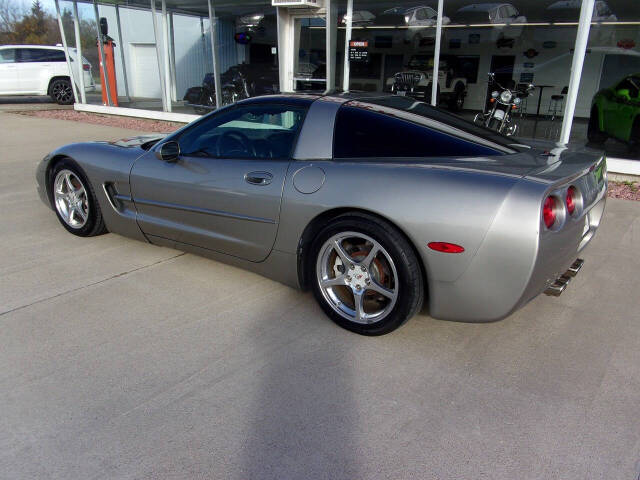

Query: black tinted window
178 104 307 159
0 49 16 63
334 105 504 159
19 48 66 62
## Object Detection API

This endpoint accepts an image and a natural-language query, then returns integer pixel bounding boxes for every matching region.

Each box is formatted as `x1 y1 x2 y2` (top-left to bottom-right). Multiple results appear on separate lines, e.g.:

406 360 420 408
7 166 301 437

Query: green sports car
588 73 640 148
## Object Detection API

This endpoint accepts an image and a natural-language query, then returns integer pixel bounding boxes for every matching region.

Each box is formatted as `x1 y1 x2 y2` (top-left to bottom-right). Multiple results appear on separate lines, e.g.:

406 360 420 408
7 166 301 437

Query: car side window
333 106 502 159
18 48 65 62
0 49 16 63
177 104 307 160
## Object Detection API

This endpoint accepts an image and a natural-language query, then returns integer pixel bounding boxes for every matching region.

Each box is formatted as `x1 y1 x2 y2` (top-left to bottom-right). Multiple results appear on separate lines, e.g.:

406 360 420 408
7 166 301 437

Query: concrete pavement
1 111 639 480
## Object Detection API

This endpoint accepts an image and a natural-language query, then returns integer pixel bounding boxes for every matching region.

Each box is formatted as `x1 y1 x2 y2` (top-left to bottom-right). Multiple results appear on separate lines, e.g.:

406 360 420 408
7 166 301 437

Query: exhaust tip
544 259 584 297
565 258 584 277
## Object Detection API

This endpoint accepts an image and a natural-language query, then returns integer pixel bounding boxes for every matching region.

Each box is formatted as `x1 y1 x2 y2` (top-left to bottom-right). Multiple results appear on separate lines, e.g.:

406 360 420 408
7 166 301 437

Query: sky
14 0 98 21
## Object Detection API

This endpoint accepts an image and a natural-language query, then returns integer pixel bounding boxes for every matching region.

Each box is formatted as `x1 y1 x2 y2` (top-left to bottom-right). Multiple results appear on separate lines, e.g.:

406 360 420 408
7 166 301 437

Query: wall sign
349 40 369 63
523 62 534 69
617 39 636 50
543 41 557 49
520 72 534 83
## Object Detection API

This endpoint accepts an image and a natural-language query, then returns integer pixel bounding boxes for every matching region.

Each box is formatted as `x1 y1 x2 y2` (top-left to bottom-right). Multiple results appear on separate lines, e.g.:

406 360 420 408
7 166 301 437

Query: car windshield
455 10 489 23
352 95 519 152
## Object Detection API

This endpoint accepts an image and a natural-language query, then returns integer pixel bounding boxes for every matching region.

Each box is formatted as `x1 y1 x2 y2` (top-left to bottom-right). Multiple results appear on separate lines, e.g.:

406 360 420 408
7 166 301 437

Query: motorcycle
474 73 534 136
184 64 279 114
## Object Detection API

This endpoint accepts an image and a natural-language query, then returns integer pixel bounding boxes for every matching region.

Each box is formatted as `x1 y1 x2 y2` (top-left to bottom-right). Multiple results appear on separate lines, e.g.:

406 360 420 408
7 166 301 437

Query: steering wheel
216 130 256 158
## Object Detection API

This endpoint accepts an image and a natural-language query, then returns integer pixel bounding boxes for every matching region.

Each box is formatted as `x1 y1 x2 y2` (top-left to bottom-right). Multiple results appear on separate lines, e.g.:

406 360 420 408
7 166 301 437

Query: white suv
0 45 95 105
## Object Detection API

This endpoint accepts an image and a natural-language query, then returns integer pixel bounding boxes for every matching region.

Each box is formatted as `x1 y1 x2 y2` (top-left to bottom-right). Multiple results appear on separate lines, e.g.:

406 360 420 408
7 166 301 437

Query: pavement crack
0 252 186 317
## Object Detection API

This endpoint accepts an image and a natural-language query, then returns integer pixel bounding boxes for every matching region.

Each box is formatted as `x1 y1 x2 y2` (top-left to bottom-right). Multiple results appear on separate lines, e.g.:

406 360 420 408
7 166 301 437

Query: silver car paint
35 94 607 323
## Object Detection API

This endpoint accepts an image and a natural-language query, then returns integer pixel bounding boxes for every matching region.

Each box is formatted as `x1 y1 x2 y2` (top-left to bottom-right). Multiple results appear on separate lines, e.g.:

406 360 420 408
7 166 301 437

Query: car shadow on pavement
240 306 360 479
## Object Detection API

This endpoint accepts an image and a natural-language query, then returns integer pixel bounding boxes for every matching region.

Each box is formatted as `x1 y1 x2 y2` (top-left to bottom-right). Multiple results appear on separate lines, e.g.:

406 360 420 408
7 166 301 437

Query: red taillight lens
543 196 557 229
566 186 577 215
83 64 90 71
428 242 465 254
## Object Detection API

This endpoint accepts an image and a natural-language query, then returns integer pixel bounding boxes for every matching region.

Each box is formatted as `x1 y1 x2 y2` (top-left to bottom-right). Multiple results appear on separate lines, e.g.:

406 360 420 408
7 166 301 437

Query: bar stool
545 86 568 139
547 86 568 122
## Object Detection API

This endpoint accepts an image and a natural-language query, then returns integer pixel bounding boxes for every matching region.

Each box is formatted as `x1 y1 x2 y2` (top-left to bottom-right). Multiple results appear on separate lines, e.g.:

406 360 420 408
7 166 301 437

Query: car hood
107 133 169 149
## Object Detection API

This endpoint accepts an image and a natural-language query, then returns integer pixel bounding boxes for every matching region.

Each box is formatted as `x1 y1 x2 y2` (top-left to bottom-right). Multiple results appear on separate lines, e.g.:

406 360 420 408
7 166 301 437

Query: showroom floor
1 111 639 480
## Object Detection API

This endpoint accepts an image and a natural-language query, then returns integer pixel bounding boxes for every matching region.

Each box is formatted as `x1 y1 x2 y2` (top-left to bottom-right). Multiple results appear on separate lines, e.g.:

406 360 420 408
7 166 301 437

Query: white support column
431 0 444 106
93 0 112 106
150 0 168 111
115 5 130 101
207 0 222 108
161 0 172 111
325 0 337 93
169 12 177 102
559 0 595 145
72 1 86 103
54 0 80 104
342 0 353 92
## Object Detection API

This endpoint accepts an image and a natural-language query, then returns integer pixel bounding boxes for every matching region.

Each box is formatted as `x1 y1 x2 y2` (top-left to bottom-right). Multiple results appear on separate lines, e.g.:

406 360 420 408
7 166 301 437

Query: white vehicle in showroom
386 55 467 111
0 45 95 105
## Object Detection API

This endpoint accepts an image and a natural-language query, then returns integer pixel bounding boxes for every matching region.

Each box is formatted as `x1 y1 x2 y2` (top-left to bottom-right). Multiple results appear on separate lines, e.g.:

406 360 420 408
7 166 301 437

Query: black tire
488 117 501 130
308 213 424 336
449 84 465 112
50 78 74 105
587 107 607 144
50 158 107 237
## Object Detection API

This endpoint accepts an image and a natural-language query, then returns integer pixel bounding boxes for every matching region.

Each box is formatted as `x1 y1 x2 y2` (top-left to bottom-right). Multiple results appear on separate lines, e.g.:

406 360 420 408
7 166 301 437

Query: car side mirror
155 141 180 162
616 88 631 101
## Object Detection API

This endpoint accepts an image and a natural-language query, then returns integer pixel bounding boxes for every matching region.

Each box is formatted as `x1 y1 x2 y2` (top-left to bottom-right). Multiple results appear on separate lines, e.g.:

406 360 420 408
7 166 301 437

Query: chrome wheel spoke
321 275 346 288
333 239 352 265
366 280 397 301
76 206 87 221
353 290 366 323
359 244 379 268
64 173 74 193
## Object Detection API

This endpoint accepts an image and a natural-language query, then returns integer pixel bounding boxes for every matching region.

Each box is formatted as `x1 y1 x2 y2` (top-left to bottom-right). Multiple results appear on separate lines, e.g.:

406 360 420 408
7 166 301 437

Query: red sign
617 39 636 50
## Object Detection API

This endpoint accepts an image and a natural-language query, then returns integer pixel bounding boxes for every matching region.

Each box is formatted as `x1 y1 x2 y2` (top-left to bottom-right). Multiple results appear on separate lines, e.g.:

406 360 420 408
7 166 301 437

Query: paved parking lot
1 111 639 480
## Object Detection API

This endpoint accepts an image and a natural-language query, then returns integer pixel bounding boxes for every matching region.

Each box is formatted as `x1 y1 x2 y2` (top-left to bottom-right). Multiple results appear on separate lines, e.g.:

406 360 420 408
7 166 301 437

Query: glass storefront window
580 1 639 160
343 0 638 159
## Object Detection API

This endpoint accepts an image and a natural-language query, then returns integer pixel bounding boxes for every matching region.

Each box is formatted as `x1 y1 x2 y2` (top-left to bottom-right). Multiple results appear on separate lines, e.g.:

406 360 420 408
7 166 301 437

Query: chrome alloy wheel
53 169 89 229
316 232 398 325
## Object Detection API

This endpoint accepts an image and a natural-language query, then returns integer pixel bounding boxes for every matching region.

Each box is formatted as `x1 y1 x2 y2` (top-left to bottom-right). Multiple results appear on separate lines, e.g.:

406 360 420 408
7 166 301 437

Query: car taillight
566 186 578 215
83 64 90 71
543 196 558 229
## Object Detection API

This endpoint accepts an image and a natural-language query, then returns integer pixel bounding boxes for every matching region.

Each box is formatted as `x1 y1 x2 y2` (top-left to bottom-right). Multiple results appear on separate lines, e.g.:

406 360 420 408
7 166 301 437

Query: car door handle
245 171 273 186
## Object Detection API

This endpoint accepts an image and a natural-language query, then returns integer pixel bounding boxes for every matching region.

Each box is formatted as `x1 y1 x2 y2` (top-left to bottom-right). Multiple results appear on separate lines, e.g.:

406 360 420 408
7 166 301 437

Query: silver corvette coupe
36 94 607 335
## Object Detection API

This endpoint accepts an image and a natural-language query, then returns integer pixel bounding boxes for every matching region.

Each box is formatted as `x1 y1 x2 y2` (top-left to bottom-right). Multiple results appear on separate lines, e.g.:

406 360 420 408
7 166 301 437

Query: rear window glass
359 95 517 149
19 48 66 62
333 105 504 159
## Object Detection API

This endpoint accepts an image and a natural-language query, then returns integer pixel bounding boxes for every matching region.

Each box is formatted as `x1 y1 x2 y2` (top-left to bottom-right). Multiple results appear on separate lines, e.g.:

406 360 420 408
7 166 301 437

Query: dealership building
54 0 639 163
